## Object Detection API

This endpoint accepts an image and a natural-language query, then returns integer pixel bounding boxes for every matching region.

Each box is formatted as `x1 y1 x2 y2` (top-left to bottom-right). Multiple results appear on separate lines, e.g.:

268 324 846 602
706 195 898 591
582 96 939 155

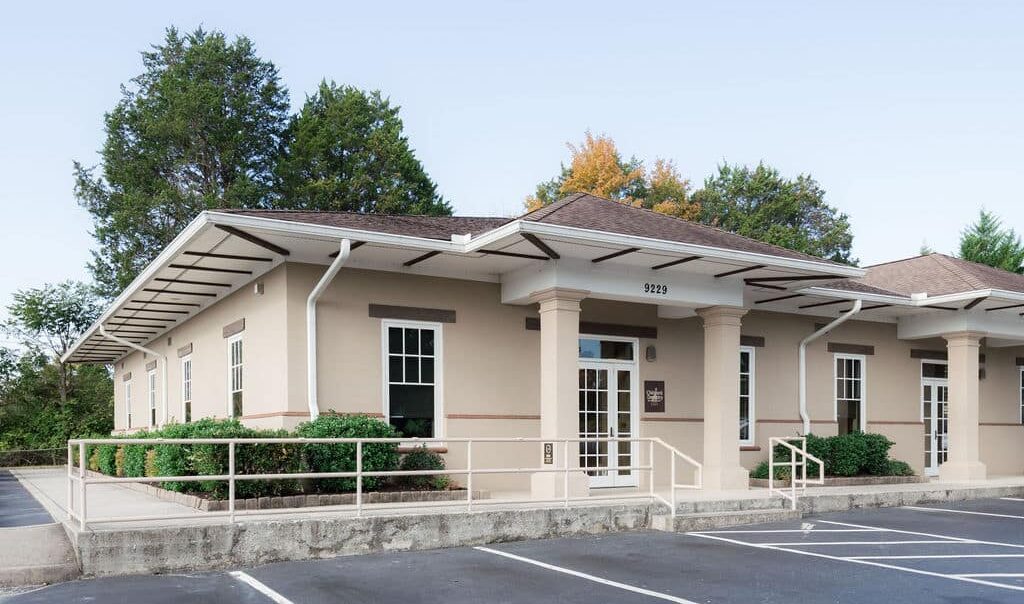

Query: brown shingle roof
220 209 510 241
824 253 1024 297
521 193 843 265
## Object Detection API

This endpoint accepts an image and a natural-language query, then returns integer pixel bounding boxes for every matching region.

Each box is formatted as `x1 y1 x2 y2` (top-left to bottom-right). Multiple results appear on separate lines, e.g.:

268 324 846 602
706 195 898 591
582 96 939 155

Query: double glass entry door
578 362 637 488
923 379 949 476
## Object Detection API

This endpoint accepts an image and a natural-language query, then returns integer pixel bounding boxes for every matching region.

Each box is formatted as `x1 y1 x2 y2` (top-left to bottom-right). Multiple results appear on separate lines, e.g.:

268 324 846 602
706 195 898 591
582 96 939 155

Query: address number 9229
643 283 669 295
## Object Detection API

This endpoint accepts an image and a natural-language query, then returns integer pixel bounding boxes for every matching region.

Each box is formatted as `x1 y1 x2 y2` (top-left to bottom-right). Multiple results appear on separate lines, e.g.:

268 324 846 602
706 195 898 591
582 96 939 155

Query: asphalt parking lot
0 470 53 528
6 496 1024 603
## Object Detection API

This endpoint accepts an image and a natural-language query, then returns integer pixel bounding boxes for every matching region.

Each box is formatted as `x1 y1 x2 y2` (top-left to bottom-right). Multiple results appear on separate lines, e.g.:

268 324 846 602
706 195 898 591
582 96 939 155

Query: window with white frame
148 369 157 427
1019 365 1024 425
383 321 441 438
125 381 132 429
182 356 192 423
739 346 755 444
228 336 243 418
835 354 865 434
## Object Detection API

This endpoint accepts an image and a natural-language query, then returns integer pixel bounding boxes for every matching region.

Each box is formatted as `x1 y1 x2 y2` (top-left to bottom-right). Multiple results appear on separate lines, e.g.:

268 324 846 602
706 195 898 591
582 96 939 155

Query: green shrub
296 414 399 493
144 449 158 477
123 435 150 478
114 446 125 477
97 445 118 476
860 433 894 475
398 446 449 490
751 460 769 479
88 448 100 472
886 460 914 476
826 433 868 476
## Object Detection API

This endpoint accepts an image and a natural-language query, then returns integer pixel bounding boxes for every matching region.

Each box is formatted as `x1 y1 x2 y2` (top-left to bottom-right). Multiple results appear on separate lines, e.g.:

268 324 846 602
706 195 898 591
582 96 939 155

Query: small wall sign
543 442 554 465
644 380 666 413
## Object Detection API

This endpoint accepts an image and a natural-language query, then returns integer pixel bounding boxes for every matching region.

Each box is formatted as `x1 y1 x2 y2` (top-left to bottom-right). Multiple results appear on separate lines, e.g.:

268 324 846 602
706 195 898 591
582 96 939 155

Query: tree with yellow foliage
525 132 698 220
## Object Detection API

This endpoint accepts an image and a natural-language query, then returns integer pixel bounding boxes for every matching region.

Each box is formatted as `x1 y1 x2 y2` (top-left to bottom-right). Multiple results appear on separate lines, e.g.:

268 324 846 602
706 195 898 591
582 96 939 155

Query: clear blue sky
2 0 1023 329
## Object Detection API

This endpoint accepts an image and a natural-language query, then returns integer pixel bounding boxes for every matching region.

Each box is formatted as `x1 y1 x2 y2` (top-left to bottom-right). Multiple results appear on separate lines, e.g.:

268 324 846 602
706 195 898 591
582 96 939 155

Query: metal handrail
768 436 824 510
66 436 704 528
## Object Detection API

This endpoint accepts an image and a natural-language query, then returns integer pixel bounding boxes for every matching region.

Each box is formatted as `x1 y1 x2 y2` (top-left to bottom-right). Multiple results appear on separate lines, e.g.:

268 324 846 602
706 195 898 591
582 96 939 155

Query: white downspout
99 326 168 428
307 239 352 420
799 299 862 435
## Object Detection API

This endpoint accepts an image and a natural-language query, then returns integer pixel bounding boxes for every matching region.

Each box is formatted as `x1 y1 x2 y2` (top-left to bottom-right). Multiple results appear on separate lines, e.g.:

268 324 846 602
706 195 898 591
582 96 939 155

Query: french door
578 361 637 488
922 379 949 476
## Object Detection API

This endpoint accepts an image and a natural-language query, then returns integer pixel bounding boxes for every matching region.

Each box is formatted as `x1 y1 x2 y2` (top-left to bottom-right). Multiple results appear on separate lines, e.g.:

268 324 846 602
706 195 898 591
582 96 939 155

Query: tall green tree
958 209 1024 273
74 27 291 296
692 163 856 264
275 81 450 215
1 282 113 449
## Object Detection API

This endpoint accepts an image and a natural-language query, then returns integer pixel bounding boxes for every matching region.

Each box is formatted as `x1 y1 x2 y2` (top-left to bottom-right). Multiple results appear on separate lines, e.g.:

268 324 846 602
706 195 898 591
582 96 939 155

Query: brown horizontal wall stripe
145 360 157 371
740 335 765 348
177 343 193 358
1017 357 1024 366
222 318 245 338
446 413 541 420
240 411 311 420
827 342 875 356
980 422 1024 427
740 446 762 452
868 420 924 426
641 416 702 422
369 304 456 323
525 317 657 339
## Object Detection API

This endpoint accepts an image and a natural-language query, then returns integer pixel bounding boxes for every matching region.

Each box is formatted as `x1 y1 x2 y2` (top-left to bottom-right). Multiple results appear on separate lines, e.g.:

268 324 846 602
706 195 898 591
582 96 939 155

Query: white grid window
384 322 440 438
148 370 157 427
228 336 243 418
125 381 132 430
835 354 865 434
182 356 192 423
739 347 755 444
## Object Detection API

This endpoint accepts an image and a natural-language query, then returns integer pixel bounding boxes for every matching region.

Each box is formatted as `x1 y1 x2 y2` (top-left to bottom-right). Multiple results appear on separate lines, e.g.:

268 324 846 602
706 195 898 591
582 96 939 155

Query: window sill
740 445 761 452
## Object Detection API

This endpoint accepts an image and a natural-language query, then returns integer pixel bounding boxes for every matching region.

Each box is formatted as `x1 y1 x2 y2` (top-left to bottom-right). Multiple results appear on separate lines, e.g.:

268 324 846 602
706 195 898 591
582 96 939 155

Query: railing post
648 440 655 499
228 442 236 523
78 442 86 530
670 451 677 516
66 443 72 520
563 440 570 508
466 441 473 512
790 448 797 511
356 441 363 518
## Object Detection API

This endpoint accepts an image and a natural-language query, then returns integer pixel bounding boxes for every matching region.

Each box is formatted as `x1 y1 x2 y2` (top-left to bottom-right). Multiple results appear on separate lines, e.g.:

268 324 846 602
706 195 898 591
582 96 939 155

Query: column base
938 461 987 482
530 471 590 500
703 465 750 491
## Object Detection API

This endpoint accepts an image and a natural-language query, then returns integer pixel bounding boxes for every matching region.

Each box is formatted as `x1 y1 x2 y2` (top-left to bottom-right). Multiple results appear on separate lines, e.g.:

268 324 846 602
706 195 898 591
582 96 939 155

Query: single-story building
64 193 1024 493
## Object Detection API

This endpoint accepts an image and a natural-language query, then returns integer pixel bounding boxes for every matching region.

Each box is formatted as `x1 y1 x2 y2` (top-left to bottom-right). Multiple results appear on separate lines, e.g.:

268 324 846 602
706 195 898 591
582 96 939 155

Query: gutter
307 239 352 420
798 299 862 435
99 326 168 428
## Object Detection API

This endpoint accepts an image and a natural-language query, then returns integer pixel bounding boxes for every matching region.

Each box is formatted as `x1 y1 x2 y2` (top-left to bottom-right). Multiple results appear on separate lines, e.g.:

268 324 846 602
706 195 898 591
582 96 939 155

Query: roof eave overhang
796 286 914 306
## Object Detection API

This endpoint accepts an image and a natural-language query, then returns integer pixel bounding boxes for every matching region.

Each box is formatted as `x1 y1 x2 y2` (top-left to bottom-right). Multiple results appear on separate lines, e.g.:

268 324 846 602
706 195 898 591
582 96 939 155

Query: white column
696 306 750 491
529 287 589 499
938 331 987 482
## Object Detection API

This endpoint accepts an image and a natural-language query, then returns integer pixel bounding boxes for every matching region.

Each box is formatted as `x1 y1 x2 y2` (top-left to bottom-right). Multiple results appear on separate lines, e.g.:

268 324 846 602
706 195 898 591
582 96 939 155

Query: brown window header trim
222 318 245 338
369 304 456 324
1017 357 1024 367
145 360 157 371
122 372 132 382
827 342 875 356
178 343 193 358
525 317 657 339
740 335 765 348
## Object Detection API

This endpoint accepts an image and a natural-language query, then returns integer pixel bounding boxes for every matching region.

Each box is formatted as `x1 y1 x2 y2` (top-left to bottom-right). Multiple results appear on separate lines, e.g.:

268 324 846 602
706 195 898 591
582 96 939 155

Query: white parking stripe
758 540 973 546
956 574 1024 578
697 529 882 534
852 554 1024 560
816 519 1024 549
229 571 294 604
1000 497 1024 502
904 506 1024 521
475 546 700 604
686 532 1024 593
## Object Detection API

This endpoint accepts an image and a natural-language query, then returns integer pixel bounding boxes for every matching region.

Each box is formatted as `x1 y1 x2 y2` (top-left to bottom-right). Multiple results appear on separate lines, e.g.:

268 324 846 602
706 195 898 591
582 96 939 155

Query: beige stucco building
65 194 1024 492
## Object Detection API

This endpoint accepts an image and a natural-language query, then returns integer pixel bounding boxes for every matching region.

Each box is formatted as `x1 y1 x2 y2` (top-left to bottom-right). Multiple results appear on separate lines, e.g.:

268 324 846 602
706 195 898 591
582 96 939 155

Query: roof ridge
930 253 988 290
216 208 506 220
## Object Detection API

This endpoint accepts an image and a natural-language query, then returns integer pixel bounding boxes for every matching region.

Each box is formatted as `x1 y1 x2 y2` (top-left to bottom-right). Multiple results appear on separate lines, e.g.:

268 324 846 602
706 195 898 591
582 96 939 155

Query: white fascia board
909 289 993 307
795 287 914 306
63 213 215 364
898 309 1024 341
517 221 864 278
206 212 464 253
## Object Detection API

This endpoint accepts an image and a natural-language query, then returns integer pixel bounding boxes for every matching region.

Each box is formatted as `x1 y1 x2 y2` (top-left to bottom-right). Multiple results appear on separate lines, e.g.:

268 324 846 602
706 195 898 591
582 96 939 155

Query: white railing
66 436 702 529
768 436 824 510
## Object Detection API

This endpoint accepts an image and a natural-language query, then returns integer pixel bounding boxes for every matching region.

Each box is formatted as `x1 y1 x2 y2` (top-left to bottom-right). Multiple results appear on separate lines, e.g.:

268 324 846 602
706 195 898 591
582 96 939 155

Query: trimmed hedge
765 431 913 478
398 446 449 491
84 414 407 500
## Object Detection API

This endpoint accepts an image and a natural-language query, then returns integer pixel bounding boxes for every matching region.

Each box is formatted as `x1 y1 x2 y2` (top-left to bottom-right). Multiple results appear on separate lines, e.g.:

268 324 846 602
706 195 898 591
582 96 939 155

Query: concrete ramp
0 523 79 587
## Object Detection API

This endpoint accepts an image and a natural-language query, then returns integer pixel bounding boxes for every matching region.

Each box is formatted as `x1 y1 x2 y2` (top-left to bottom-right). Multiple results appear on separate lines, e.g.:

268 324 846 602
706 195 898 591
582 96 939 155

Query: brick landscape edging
84 470 488 511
